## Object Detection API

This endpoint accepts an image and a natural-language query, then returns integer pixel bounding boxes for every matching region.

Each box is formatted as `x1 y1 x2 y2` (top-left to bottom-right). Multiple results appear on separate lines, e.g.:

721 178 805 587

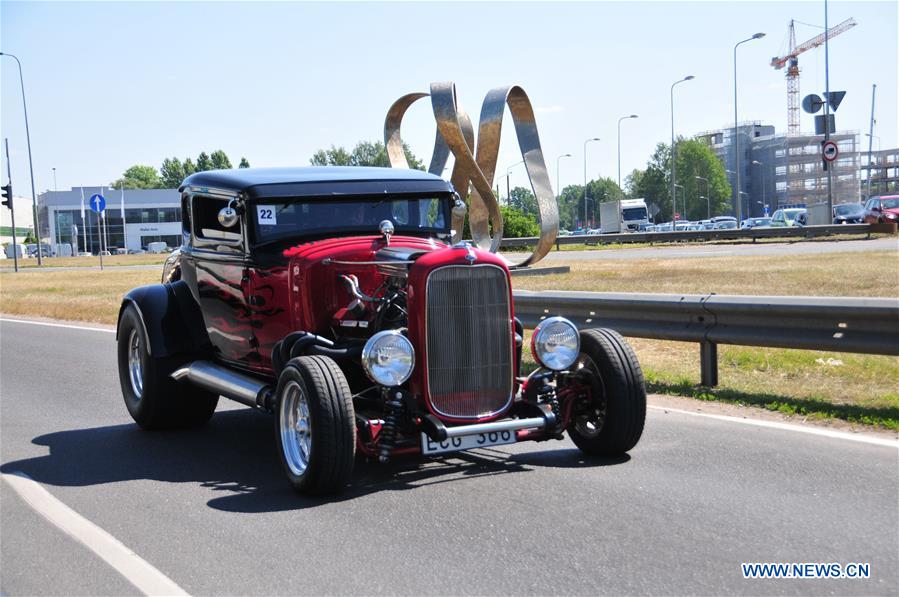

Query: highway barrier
500 223 883 250
512 290 899 386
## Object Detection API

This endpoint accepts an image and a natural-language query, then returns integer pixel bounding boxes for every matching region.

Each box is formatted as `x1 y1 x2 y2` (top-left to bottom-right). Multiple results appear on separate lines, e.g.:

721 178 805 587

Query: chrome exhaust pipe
171 360 272 410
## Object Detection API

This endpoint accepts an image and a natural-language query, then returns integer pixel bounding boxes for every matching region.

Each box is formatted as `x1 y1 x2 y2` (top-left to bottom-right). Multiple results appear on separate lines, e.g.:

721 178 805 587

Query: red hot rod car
117 167 646 495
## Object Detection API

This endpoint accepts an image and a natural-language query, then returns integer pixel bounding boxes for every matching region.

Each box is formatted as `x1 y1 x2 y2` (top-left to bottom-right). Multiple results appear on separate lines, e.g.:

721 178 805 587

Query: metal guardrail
500 223 876 249
513 290 899 386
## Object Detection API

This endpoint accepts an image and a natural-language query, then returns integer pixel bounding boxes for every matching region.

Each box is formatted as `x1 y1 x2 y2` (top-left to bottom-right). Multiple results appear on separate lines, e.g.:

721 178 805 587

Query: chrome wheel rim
573 353 606 438
127 329 144 398
280 380 312 476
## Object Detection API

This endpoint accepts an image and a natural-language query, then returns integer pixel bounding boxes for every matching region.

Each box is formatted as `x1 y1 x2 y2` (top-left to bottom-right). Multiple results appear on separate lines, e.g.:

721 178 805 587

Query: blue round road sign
89 193 106 213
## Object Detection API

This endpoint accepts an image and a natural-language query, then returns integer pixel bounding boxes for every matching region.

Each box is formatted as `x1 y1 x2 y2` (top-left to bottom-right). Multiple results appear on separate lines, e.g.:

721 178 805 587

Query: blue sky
1 1 895 197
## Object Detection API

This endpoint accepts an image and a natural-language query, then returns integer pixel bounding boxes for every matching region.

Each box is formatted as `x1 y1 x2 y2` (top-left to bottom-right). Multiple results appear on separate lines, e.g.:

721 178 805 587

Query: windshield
252 195 451 244
784 209 804 219
622 207 647 221
834 204 863 216
881 198 899 209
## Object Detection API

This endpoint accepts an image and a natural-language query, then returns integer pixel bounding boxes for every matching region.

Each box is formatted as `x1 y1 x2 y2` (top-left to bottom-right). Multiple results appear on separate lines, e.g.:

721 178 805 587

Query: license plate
421 429 517 455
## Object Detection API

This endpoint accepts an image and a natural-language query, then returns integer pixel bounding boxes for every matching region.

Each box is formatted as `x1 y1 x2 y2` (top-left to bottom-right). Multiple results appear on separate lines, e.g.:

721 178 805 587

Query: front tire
566 328 646 455
274 356 356 495
117 304 218 429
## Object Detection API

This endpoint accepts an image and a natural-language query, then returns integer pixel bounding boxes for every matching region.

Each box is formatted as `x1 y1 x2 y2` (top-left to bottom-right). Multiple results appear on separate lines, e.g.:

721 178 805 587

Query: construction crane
771 17 857 135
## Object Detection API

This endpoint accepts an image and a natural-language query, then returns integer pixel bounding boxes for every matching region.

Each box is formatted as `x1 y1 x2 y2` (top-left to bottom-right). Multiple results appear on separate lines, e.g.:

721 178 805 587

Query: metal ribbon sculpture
384 82 559 268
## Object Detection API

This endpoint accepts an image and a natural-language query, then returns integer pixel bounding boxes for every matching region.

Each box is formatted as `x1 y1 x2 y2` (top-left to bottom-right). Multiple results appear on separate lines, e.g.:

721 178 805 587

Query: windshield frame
247 192 454 247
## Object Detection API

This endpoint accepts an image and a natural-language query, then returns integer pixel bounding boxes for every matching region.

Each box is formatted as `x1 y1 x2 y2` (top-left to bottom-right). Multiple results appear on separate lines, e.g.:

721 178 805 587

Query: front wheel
566 328 646 455
117 304 218 429
274 356 356 495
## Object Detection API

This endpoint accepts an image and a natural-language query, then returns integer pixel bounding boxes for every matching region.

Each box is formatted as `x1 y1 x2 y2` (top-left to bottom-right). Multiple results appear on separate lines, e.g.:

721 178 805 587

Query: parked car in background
146 241 169 253
832 203 865 224
863 195 899 224
770 208 806 227
714 220 738 230
741 217 772 229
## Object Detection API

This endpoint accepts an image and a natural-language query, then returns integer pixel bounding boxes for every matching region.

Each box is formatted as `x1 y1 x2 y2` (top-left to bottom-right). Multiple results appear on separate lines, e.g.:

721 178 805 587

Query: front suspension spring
379 391 405 463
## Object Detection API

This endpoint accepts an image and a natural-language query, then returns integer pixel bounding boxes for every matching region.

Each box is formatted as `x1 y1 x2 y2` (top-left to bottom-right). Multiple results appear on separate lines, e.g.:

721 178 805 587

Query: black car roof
180 167 454 199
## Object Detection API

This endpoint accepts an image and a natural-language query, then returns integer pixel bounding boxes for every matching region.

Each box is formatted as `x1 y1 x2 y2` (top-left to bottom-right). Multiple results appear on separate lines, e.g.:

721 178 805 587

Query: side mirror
217 200 240 228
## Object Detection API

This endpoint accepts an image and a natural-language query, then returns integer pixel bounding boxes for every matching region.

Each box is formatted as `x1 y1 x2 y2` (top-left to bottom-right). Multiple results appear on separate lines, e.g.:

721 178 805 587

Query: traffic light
1 183 11 209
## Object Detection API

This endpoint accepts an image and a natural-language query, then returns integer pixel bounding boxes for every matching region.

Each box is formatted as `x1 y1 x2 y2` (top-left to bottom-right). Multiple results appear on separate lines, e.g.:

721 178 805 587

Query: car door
181 194 259 367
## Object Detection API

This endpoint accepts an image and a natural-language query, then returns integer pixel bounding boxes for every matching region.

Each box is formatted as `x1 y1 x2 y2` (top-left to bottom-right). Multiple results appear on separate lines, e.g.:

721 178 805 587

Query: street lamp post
733 32 766 223
583 137 600 230
670 76 695 226
617 114 638 190
504 159 524 205
556 153 572 200
752 160 766 215
695 175 710 219
1 52 42 264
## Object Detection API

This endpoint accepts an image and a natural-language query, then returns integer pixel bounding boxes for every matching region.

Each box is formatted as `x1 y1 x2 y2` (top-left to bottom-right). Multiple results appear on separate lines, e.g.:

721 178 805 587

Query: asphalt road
1 319 897 596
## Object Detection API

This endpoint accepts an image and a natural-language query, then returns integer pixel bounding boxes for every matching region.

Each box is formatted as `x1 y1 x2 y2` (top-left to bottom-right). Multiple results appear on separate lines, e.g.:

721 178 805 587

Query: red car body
863 195 899 224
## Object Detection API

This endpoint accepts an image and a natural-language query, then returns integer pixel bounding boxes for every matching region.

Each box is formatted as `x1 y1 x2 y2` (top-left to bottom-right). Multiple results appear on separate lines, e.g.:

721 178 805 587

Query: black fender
116 280 211 358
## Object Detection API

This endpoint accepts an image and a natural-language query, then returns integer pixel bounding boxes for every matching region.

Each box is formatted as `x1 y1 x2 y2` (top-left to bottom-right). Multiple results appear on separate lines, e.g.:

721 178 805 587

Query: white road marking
2 472 189 596
648 405 899 448
0 318 115 333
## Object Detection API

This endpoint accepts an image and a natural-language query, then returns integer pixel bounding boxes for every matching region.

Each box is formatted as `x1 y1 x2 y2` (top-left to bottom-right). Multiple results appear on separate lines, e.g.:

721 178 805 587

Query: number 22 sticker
257 205 277 225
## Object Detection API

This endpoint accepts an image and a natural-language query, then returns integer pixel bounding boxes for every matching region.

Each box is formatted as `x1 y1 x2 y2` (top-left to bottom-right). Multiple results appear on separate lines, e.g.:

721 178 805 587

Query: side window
181 196 192 234
192 196 242 243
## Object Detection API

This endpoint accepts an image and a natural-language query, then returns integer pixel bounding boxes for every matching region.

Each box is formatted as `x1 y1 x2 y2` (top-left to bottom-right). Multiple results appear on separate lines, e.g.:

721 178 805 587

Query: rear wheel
566 328 646 455
117 304 218 429
274 356 355 495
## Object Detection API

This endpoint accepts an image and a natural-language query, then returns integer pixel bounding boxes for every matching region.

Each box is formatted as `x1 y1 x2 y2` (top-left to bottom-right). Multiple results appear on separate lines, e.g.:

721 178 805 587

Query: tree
508 186 537 219
210 150 232 170
499 205 539 237
239 157 250 168
554 177 625 230
196 152 213 172
631 138 730 223
161 157 186 188
310 140 425 170
673 139 731 221
111 165 163 189
311 146 352 166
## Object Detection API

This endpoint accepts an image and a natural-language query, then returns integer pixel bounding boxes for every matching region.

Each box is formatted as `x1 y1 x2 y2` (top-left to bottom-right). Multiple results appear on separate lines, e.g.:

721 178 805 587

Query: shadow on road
1 409 629 513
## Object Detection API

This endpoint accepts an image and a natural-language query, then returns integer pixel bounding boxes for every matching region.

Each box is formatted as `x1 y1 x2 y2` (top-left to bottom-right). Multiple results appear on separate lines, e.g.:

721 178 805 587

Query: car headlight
531 316 580 371
362 330 415 386
885 212 898 220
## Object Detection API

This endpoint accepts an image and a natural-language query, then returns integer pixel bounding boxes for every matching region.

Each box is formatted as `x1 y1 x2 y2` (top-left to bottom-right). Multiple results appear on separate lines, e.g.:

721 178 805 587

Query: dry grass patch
514 250 898 297
4 253 169 268
1 268 159 324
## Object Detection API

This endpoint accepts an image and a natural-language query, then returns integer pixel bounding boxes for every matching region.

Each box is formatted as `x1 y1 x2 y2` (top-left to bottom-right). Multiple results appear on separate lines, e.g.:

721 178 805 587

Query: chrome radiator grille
425 265 513 419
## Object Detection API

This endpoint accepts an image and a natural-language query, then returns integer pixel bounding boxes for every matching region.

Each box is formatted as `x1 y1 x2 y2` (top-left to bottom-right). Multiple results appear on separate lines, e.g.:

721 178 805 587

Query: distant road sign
824 90 847 111
822 140 839 162
802 94 824 114
89 194 106 213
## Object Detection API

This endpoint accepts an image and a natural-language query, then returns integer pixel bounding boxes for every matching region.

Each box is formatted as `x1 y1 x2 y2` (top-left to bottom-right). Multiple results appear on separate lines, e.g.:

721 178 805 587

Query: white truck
620 198 649 231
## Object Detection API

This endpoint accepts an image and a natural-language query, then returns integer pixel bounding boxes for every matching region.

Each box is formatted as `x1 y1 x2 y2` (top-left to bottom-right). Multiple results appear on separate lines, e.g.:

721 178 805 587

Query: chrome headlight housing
362 330 415 387
531 316 580 371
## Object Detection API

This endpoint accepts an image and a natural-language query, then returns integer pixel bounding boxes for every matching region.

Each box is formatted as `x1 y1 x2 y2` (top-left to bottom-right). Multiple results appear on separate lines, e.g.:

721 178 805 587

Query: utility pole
3 139 18 272
0 53 42 265
866 84 877 200
824 0 833 215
